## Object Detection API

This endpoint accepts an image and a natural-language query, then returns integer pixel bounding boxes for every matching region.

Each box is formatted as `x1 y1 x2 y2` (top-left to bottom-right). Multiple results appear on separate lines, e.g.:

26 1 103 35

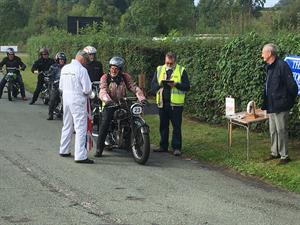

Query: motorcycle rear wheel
131 128 150 165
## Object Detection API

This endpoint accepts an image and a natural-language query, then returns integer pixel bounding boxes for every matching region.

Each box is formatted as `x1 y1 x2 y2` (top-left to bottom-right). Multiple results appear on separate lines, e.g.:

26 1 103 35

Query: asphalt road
0 92 300 225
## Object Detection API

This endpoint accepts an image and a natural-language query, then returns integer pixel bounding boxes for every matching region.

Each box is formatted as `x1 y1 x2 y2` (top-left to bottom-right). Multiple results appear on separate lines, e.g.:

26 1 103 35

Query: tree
275 0 300 30
0 0 27 42
120 0 195 35
86 0 122 24
196 0 265 33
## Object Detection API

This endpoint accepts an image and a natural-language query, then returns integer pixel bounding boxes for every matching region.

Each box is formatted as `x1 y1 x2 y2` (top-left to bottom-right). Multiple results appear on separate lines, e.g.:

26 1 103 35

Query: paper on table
225 97 235 116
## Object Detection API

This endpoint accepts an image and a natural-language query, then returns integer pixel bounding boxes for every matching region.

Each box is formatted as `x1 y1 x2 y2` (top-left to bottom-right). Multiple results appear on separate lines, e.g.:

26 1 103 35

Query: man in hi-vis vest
151 52 190 156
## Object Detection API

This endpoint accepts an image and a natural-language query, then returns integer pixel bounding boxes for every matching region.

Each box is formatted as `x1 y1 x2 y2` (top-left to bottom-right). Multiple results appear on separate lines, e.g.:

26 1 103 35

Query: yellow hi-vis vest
156 64 186 108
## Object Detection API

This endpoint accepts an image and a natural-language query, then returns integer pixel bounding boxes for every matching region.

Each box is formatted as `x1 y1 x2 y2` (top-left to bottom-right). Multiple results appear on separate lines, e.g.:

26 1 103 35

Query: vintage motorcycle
100 97 150 165
40 71 51 105
51 79 63 119
4 67 20 101
89 81 101 137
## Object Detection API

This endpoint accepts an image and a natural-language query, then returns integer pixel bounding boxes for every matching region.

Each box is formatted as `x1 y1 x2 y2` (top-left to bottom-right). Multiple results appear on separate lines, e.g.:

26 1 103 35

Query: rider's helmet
39 47 49 57
6 47 15 56
109 56 125 70
83 46 97 54
55 52 67 63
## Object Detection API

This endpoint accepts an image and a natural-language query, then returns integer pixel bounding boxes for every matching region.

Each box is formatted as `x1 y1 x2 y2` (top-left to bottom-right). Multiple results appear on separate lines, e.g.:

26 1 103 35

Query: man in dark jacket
261 43 298 164
29 48 55 105
47 52 67 120
0 48 27 100
151 52 190 156
83 46 103 82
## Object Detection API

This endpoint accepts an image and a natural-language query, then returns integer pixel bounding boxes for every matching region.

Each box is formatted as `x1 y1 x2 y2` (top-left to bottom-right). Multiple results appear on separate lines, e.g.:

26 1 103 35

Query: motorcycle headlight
89 91 96 99
130 103 143 115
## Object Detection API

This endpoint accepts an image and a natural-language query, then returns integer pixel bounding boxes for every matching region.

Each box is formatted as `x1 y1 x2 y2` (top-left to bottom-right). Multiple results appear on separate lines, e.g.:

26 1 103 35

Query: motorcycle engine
114 108 128 120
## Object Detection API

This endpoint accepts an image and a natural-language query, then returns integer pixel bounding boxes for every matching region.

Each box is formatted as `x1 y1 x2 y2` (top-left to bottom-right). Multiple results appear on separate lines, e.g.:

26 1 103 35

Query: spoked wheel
7 82 13 101
131 127 150 165
43 97 49 105
12 86 19 98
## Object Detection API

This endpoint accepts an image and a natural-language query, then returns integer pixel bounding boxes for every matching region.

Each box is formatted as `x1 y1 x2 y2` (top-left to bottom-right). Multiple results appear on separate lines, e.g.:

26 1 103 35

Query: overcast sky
194 0 279 8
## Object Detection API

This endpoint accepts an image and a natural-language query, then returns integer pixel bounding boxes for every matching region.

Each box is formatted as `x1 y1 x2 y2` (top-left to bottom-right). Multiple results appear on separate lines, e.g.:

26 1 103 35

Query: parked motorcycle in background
51 79 63 119
89 81 101 137
40 71 51 105
102 97 150 165
4 67 20 101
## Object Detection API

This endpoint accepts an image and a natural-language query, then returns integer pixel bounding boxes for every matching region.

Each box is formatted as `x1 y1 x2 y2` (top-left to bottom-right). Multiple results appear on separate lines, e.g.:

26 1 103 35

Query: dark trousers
96 106 116 151
32 75 44 103
48 88 60 116
0 74 26 98
159 105 183 150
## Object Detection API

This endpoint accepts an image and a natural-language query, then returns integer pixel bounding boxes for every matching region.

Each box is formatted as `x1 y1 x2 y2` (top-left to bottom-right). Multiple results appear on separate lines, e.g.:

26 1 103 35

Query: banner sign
0 46 18 52
284 56 300 96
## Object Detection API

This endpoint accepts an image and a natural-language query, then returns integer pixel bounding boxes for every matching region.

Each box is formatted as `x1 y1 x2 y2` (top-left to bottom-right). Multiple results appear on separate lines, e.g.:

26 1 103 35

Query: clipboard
161 80 174 84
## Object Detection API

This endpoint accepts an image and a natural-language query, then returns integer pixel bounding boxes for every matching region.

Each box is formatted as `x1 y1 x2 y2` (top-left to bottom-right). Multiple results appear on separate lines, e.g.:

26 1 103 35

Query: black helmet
6 47 15 56
109 56 125 70
55 52 67 63
39 47 49 56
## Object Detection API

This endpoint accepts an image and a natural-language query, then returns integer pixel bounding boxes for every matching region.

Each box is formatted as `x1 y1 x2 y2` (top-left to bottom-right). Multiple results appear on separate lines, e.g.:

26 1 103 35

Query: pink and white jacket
99 72 145 103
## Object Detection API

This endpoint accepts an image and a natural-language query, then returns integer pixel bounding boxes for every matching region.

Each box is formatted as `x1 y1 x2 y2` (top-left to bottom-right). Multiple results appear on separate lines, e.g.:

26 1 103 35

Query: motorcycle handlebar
92 81 100 85
123 97 138 101
6 67 20 70
105 97 143 109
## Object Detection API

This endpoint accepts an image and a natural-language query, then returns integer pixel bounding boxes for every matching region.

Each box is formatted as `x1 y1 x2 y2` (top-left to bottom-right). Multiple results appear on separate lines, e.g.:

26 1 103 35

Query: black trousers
159 105 183 150
0 74 26 98
96 106 116 151
32 74 44 103
48 88 60 116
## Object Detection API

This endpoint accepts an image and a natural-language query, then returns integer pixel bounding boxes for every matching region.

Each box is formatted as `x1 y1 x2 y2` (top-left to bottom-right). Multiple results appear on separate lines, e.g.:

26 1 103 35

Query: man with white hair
59 50 93 164
261 43 298 165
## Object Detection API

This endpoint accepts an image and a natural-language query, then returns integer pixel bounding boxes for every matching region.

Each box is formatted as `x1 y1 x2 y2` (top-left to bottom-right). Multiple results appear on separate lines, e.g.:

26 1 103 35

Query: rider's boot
94 149 103 157
47 114 54 120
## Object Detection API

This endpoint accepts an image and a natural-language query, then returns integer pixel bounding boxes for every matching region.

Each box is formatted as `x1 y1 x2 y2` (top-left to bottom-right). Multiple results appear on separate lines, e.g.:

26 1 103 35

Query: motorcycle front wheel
12 85 19 98
42 96 49 105
7 82 13 101
131 127 150 165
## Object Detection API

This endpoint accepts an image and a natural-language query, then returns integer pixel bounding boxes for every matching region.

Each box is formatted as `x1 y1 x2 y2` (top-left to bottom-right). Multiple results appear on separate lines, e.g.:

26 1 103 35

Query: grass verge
145 115 300 194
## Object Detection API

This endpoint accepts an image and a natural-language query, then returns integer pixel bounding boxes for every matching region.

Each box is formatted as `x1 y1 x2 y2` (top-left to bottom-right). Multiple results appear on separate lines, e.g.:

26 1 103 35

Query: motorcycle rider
83 46 103 82
29 48 55 105
47 52 67 120
0 48 27 100
83 46 103 135
95 56 147 157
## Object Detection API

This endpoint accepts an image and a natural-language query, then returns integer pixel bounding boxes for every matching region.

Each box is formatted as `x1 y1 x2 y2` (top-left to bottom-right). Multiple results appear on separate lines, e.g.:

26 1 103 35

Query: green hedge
26 30 300 135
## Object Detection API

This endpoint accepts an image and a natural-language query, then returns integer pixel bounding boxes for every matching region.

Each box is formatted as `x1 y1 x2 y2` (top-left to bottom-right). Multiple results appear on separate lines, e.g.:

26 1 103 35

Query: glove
105 101 115 107
141 99 149 106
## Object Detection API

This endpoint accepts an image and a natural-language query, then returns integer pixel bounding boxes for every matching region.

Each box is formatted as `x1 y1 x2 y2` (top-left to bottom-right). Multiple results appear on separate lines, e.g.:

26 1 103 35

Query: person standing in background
151 52 190 156
83 46 103 82
30 48 55 105
261 43 298 165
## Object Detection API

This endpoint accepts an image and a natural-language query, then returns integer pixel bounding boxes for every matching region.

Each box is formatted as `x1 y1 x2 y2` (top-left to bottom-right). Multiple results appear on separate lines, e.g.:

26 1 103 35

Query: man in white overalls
59 50 93 164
